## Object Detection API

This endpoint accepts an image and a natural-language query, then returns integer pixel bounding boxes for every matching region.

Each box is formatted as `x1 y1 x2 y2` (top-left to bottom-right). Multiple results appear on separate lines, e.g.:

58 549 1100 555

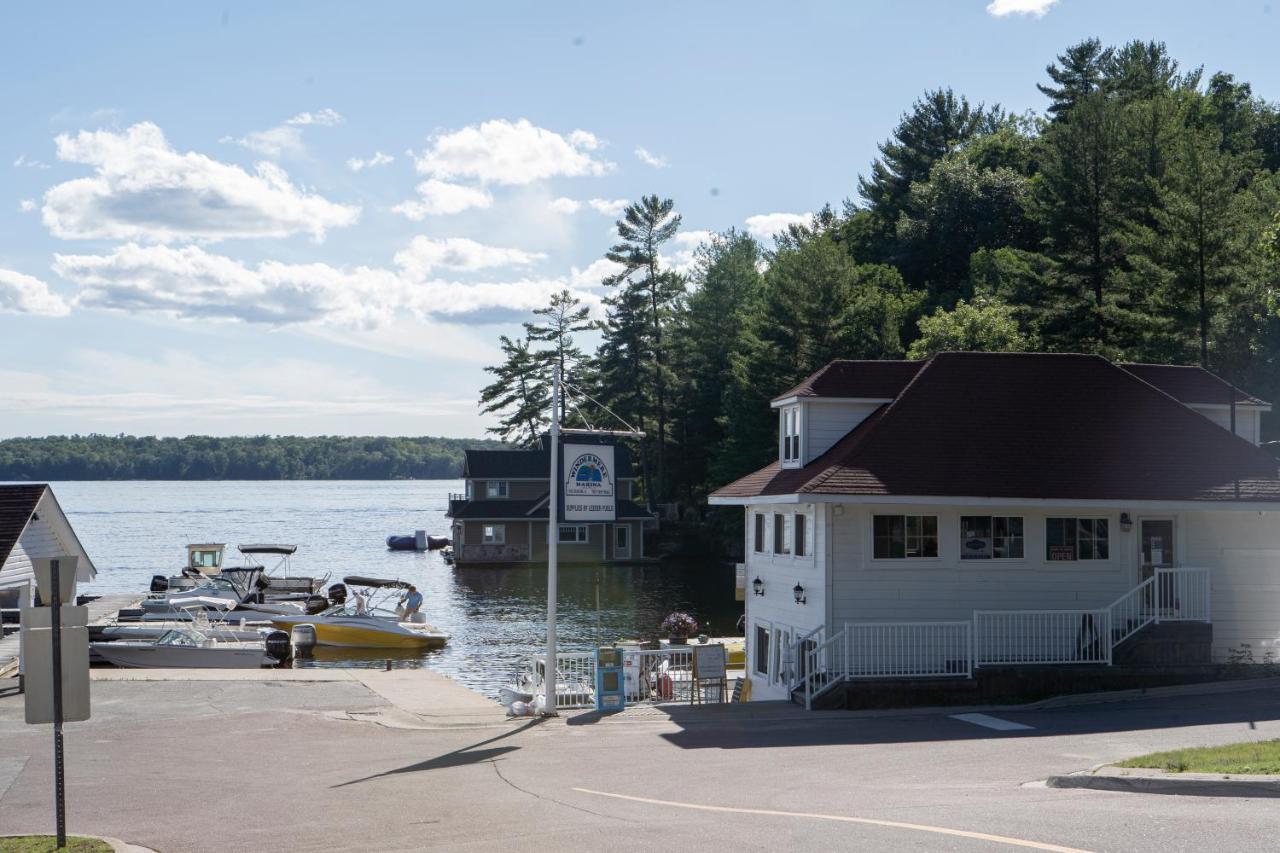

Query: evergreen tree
1038 38 1114 119
604 195 685 500
524 288 592 419
478 334 549 447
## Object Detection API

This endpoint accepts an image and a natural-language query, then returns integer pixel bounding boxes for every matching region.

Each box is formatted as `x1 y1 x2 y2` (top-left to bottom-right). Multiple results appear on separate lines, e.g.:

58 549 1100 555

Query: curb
835 675 1280 719
1046 772 1280 798
0 834 158 852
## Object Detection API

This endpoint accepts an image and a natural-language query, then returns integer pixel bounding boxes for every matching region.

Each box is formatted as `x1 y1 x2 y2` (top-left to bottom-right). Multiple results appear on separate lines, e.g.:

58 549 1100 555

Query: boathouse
447 435 657 566
709 352 1280 705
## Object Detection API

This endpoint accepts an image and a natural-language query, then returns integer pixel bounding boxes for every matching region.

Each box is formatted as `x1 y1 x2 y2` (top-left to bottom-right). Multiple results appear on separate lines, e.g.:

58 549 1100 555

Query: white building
1 483 96 609
710 353 1280 705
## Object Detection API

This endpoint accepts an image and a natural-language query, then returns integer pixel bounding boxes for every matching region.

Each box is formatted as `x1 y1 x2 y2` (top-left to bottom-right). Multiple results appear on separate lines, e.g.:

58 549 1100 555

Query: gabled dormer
1120 363 1272 446
771 361 923 467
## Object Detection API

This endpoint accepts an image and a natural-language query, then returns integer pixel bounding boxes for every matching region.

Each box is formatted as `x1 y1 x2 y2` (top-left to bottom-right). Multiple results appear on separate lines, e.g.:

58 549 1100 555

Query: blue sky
2 1 1278 438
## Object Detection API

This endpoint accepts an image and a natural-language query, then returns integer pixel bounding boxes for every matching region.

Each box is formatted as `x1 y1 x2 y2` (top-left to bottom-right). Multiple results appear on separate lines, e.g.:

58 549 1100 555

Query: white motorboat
237 543 328 595
91 625 283 669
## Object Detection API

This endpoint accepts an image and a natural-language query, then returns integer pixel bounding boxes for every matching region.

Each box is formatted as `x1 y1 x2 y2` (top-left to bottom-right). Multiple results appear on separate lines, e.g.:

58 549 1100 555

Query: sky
2 1 1278 439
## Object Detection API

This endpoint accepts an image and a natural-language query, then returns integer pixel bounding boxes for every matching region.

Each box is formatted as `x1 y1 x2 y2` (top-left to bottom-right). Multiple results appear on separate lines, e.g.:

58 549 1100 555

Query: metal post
544 365 561 716
50 558 66 849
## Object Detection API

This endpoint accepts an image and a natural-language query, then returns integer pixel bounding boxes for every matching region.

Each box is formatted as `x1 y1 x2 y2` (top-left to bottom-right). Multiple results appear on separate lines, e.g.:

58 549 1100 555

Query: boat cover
342 575 412 589
238 544 298 555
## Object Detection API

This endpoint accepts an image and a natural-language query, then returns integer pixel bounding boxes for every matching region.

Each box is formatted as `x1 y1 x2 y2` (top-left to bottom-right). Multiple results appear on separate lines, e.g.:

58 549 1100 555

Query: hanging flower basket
661 611 698 644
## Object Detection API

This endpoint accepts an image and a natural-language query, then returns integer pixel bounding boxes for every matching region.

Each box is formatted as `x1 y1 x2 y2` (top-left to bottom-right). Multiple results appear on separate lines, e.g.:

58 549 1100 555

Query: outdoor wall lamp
1120 512 1133 532
752 576 765 596
793 582 807 605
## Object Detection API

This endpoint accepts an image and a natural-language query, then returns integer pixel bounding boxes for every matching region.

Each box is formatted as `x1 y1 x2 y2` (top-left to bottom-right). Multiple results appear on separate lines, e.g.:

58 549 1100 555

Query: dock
0 593 142 677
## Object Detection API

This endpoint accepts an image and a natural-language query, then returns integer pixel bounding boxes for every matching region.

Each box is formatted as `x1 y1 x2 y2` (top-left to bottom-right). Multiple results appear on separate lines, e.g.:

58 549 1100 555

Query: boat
268 576 448 650
385 533 450 551
92 626 280 669
237 543 326 594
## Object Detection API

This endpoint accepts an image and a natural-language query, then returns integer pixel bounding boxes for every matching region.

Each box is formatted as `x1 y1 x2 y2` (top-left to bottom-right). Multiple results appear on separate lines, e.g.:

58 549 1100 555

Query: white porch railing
1155 567 1211 622
974 609 1111 666
846 621 973 679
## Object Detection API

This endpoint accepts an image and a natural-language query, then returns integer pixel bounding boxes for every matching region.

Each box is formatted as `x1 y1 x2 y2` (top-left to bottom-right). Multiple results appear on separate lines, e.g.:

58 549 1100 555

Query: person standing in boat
400 585 423 618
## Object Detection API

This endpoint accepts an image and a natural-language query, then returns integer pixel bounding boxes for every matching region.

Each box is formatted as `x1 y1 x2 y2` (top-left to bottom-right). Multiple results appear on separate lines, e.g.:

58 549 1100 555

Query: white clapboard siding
1187 405 1262 445
1181 510 1280 661
829 505 1134 625
0 515 70 591
803 402 883 464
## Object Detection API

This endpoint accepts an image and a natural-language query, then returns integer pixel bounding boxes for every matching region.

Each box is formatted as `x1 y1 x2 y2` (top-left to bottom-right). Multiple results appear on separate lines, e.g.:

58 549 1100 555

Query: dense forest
0 435 504 480
480 39 1280 516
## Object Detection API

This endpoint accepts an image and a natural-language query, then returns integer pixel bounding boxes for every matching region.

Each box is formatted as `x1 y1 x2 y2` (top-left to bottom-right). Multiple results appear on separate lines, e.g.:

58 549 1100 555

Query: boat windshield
328 601 399 619
157 629 208 647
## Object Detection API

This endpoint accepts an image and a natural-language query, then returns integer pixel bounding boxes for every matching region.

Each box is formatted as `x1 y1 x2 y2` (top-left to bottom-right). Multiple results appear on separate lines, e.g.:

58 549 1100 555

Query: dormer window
780 406 801 465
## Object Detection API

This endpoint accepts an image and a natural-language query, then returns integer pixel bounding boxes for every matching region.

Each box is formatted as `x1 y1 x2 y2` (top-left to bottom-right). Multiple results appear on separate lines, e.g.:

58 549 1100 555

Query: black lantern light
752 576 764 596
793 582 806 605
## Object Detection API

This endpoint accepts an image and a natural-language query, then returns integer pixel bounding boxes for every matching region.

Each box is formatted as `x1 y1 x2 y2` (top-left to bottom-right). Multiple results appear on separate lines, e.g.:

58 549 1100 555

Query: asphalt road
2 678 1279 852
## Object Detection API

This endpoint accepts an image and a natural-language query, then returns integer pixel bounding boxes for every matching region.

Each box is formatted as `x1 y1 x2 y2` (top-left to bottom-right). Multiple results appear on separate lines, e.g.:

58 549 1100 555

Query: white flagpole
544 364 560 716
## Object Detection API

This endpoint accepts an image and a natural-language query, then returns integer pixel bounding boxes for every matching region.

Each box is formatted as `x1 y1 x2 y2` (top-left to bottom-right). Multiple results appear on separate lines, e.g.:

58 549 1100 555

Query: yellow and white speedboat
270 577 448 650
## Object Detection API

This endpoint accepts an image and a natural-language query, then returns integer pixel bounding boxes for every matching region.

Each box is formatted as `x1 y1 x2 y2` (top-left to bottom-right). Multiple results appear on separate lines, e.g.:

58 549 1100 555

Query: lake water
37 480 742 698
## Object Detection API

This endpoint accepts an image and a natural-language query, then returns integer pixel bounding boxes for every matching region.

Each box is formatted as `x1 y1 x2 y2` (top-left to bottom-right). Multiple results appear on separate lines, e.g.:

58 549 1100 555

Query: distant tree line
480 39 1280 515
0 435 505 480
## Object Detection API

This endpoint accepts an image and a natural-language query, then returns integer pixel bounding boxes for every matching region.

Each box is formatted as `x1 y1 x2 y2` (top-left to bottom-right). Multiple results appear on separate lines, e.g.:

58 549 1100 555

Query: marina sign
563 443 616 521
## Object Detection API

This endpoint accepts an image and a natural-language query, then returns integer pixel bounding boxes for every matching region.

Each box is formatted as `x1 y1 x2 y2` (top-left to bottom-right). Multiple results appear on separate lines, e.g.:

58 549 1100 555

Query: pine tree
478 334 549 447
524 288 592 420
604 195 684 501
1038 38 1114 120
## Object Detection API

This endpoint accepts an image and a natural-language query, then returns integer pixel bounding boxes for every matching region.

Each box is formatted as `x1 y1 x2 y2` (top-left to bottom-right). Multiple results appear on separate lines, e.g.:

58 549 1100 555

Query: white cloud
634 146 668 168
745 212 812 241
285 108 343 127
346 151 395 172
19 199 36 212
0 267 70 316
43 122 359 242
985 0 1058 17
412 118 614 185
393 178 493 218
13 154 50 169
549 197 582 214
53 242 601 327
569 257 625 289
587 198 628 217
393 236 545 279
663 230 713 274
223 108 344 156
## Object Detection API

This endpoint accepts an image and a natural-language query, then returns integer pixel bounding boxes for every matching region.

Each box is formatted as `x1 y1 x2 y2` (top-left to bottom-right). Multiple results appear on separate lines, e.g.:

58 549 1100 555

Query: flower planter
669 636 689 645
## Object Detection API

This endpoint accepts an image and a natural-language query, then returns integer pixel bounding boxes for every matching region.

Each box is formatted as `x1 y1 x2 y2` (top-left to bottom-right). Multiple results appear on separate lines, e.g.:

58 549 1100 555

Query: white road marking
950 712 1034 731
572 787 1092 852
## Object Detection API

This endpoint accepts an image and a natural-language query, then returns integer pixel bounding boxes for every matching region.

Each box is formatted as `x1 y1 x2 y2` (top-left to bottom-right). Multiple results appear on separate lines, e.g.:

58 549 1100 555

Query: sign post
23 556 89 850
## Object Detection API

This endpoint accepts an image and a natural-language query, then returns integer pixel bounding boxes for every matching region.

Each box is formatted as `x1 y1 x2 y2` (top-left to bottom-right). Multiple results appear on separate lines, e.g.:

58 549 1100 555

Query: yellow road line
571 788 1094 853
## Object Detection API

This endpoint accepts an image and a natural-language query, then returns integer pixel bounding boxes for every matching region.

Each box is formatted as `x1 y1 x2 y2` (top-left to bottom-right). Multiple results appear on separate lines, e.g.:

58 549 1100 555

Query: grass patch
0 837 112 852
1115 739 1280 775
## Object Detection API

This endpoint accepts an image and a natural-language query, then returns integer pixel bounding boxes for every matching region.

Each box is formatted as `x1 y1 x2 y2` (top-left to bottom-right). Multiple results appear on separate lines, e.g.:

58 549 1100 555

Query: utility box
594 646 625 712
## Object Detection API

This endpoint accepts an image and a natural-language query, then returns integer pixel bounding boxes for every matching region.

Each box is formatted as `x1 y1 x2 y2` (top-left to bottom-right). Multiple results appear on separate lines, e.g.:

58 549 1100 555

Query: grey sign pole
50 557 66 849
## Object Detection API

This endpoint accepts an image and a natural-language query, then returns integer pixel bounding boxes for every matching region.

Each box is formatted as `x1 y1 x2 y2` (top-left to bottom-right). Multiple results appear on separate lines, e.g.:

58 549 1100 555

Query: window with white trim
486 481 509 498
960 515 1024 560
780 406 801 464
754 624 770 676
794 512 807 557
1046 517 1109 561
481 524 505 544
557 525 589 544
753 513 765 553
773 513 790 555
873 515 938 559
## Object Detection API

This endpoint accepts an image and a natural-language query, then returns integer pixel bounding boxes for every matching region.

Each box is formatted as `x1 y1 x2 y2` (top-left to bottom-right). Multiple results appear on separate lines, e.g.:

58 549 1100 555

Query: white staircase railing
783 568 1215 709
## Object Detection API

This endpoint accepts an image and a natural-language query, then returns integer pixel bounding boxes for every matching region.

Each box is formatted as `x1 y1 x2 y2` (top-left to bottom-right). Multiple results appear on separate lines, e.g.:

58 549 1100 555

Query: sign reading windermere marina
563 443 616 521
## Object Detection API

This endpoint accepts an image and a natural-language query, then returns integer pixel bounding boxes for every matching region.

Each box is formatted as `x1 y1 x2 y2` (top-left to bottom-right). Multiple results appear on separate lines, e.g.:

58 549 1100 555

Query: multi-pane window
773 513 790 555
794 513 807 557
558 525 589 543
781 407 801 463
960 516 1024 560
486 481 509 498
873 515 938 559
754 624 770 675
754 513 765 553
1046 517 1110 561
482 524 505 544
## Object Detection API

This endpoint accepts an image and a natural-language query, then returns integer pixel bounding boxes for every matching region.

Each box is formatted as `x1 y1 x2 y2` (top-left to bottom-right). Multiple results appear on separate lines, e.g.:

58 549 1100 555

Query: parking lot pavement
3 678 1279 851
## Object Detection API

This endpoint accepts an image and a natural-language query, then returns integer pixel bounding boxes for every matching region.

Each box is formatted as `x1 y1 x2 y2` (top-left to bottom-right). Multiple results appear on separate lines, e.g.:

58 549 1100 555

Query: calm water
38 480 741 697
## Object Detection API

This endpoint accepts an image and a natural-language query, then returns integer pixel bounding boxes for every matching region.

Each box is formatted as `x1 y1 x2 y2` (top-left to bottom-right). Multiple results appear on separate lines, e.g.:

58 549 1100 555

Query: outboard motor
327 583 348 606
150 575 169 593
263 630 292 662
290 623 317 657
304 594 330 615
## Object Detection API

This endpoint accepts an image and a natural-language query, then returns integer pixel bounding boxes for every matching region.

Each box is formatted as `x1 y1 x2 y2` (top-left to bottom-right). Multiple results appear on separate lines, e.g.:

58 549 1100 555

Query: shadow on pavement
332 717 544 787
651 687 1280 750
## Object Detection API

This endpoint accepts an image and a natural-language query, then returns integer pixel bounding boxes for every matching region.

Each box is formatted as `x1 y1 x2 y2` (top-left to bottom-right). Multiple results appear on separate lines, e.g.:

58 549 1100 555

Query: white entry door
613 524 631 559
